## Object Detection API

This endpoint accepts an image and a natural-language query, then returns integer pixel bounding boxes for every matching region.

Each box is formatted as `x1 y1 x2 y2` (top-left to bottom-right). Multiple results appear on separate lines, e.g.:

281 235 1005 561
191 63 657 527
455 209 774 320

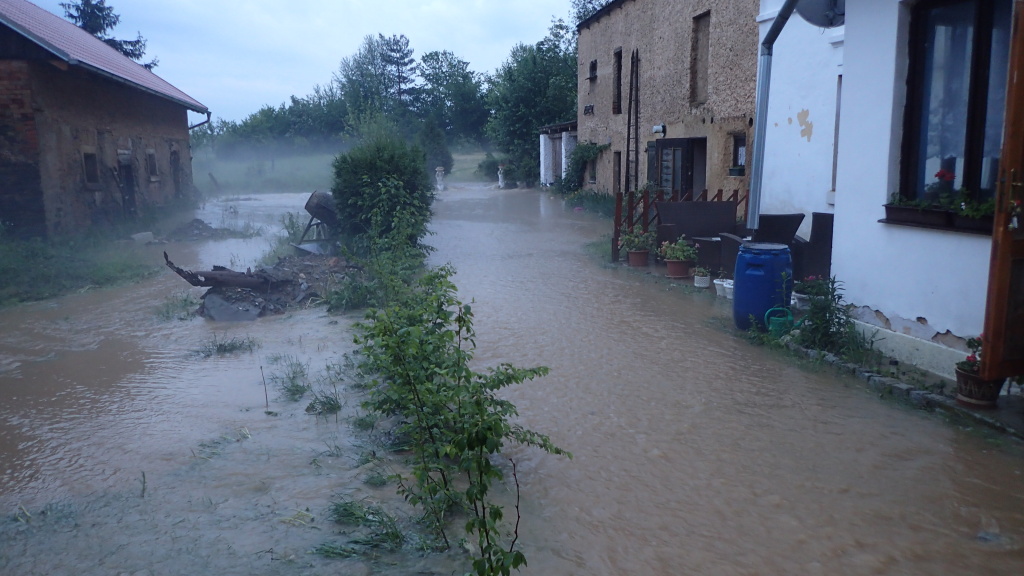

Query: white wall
758 0 994 362
833 0 991 340
756 0 843 239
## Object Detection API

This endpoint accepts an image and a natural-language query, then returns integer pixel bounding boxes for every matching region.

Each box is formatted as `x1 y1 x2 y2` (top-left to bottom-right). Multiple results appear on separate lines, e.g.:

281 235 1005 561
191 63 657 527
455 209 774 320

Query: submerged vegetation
0 234 157 307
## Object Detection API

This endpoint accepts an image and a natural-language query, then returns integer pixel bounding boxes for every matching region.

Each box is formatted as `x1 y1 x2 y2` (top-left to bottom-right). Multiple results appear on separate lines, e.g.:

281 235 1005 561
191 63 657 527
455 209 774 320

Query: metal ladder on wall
613 49 653 261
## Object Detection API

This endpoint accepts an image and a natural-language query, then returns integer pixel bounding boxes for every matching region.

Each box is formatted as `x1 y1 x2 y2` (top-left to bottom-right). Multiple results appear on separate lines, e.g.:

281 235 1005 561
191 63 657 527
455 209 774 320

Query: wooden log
164 252 272 290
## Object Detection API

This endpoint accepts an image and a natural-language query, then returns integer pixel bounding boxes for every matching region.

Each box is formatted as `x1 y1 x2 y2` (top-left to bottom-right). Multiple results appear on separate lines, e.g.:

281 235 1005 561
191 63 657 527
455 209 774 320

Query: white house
755 0 1020 378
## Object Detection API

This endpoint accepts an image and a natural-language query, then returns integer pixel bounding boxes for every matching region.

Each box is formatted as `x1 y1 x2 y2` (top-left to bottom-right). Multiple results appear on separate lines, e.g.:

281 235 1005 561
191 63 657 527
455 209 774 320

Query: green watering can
764 306 794 338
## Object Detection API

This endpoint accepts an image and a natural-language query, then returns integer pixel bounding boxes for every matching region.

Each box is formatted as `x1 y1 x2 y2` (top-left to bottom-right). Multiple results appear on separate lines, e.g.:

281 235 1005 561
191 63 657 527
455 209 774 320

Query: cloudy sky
32 0 574 124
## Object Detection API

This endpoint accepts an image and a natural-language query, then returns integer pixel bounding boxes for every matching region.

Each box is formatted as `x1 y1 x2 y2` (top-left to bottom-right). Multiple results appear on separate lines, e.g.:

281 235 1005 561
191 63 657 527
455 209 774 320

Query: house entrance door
981 0 1024 380
650 138 707 198
118 157 137 219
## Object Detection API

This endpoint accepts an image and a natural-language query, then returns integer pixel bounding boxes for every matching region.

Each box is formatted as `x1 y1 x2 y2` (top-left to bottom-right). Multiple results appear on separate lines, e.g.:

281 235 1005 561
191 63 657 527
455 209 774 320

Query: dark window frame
146 149 159 181
612 48 622 115
82 151 100 187
899 0 1009 203
690 11 711 106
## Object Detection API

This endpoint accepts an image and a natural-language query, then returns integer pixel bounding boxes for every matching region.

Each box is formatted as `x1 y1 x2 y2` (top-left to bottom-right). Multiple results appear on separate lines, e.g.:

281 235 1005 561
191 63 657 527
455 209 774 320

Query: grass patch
327 498 405 551
267 354 310 401
565 189 616 218
156 290 200 321
0 237 158 306
448 151 489 183
195 334 260 357
312 542 360 558
363 470 389 487
306 384 343 416
193 150 337 194
351 413 377 431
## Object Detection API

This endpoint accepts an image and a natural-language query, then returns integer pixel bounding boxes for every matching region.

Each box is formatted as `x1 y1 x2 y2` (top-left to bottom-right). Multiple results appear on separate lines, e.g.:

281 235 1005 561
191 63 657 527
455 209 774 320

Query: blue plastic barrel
733 242 793 331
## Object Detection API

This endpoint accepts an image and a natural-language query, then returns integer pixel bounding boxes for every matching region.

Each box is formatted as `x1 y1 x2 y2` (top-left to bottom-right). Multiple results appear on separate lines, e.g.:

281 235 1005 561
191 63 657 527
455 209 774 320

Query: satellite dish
795 0 845 28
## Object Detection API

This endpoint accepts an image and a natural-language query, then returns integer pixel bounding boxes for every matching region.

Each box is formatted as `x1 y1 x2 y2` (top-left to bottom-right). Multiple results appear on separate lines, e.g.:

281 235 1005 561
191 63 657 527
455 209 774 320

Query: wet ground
1 185 1023 575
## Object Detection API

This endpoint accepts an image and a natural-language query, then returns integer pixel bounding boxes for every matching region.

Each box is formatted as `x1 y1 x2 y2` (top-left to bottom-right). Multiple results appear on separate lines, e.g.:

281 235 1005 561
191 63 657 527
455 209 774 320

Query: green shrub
330 135 433 244
475 152 504 182
795 276 868 358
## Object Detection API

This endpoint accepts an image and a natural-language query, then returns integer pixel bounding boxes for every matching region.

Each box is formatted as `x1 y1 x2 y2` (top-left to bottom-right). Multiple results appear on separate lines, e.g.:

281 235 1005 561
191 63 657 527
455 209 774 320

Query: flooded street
2 184 1023 575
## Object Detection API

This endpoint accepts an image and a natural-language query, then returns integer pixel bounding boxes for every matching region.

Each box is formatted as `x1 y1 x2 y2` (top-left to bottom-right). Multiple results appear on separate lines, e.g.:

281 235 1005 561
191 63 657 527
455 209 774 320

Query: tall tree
336 34 422 135
416 50 488 144
486 19 577 184
60 0 157 69
570 0 611 26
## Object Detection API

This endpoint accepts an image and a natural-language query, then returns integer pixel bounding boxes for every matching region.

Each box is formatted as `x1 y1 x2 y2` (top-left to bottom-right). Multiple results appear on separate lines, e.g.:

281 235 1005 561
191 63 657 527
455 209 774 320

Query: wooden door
654 138 693 198
981 0 1024 380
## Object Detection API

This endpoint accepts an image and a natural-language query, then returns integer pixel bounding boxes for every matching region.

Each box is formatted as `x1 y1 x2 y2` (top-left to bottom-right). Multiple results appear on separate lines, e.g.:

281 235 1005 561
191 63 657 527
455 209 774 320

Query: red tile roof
0 0 208 113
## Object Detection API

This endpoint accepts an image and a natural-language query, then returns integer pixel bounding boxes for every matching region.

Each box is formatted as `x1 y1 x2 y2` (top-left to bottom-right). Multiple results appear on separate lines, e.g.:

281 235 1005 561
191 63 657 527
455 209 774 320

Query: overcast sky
32 0 574 124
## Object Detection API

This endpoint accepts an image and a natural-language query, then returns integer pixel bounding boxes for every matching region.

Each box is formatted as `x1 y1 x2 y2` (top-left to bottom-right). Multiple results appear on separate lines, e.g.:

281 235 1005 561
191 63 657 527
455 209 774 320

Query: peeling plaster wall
577 0 759 196
760 0 994 368
756 0 843 238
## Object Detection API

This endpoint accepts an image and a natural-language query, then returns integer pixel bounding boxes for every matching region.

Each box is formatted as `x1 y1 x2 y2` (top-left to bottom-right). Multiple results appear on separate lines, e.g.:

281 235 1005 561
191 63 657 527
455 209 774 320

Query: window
589 157 597 183
691 12 711 106
901 0 1011 203
82 151 99 185
732 134 747 167
146 149 159 181
612 48 622 114
588 59 597 81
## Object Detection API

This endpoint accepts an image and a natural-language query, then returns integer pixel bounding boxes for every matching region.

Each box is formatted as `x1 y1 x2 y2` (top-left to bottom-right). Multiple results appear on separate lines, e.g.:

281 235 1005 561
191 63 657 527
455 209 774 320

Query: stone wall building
0 0 207 238
576 0 759 200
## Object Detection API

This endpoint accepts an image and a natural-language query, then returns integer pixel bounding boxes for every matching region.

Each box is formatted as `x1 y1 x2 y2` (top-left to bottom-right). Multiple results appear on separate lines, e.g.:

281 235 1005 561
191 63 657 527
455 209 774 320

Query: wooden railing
612 188 749 261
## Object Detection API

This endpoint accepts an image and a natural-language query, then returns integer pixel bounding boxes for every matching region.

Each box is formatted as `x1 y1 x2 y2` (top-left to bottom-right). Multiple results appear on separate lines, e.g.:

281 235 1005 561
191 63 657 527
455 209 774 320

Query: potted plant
713 275 729 297
883 195 952 227
619 229 655 266
792 275 828 309
883 180 953 227
953 191 995 232
693 267 711 288
953 336 1006 408
659 238 697 277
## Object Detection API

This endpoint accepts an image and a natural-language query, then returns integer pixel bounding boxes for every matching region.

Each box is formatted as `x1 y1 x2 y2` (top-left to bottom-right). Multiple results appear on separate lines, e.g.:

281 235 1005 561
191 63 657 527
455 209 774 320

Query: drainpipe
748 0 799 230
189 111 212 130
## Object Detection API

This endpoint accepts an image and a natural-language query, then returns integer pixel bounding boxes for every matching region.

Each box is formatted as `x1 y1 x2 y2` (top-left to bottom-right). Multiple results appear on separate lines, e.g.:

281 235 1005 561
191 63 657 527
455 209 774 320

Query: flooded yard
1 185 1022 575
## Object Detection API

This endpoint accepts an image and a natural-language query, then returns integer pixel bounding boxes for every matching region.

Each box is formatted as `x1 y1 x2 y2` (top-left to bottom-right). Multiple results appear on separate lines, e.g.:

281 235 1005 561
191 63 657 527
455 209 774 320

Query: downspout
748 0 800 230
189 111 212 130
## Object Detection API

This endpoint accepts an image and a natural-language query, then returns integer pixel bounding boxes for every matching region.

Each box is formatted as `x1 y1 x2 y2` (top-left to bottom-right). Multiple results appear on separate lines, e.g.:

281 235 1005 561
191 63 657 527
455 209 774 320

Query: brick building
576 0 759 199
0 0 207 238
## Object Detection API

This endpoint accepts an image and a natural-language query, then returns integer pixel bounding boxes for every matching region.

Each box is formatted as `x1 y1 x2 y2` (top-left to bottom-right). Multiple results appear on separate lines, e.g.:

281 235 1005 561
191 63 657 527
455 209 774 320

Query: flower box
883 204 952 227
952 213 994 233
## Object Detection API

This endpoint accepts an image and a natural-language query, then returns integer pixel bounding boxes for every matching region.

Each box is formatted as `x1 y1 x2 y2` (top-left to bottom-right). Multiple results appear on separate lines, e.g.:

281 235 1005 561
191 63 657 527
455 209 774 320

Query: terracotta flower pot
627 250 649 267
954 368 1005 408
664 259 692 278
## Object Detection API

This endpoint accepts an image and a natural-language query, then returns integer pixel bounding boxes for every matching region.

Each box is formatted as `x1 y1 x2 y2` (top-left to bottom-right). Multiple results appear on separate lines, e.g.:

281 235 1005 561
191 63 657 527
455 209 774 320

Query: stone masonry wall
0 60 45 236
577 0 759 197
29 62 193 236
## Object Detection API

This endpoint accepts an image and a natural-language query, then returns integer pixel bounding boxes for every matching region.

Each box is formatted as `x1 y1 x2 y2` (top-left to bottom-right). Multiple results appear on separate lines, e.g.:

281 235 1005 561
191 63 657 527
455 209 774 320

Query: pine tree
60 0 157 69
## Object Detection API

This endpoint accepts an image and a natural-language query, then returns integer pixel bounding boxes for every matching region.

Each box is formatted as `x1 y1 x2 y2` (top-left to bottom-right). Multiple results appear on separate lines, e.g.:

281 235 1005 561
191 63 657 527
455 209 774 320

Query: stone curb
784 341 1024 441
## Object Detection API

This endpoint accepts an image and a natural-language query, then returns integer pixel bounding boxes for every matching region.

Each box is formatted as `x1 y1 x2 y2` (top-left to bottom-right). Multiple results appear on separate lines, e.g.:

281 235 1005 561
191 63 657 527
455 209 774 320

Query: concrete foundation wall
577 0 759 195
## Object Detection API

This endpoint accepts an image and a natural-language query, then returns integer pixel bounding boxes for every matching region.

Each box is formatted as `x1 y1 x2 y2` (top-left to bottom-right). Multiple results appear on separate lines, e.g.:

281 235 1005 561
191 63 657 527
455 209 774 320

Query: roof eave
73 61 208 113
0 14 208 114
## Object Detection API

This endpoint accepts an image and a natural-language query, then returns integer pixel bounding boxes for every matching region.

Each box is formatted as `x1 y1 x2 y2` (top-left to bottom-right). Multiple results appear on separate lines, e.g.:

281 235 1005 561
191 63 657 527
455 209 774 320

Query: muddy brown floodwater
1 185 1023 575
